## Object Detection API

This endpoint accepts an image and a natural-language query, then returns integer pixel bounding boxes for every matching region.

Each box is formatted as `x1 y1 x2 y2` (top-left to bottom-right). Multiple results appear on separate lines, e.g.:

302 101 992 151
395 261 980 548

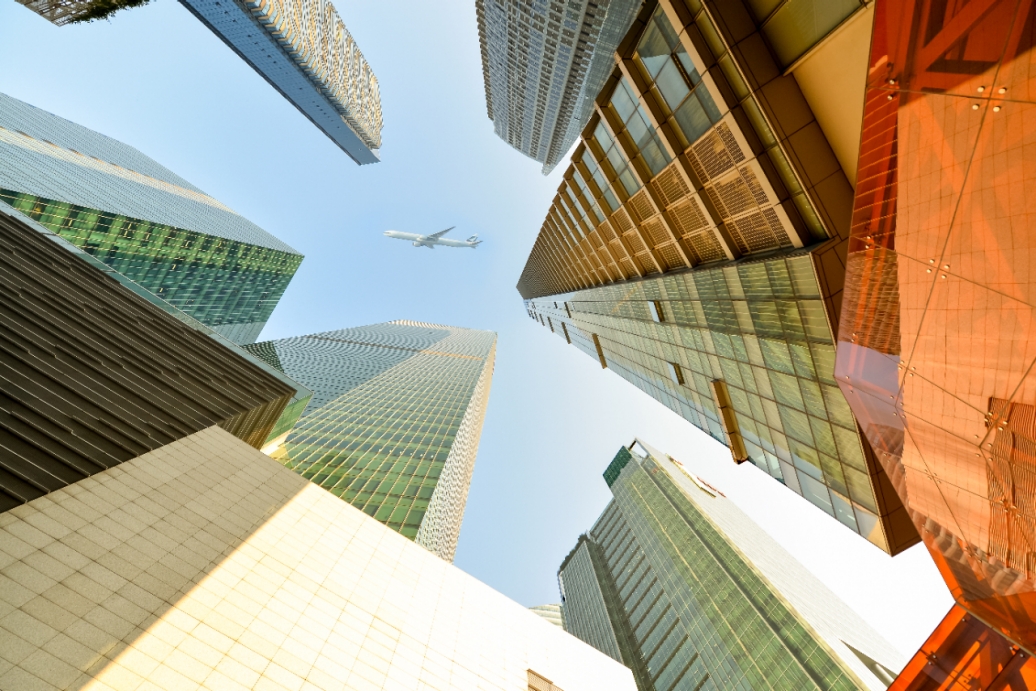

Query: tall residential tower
0 92 302 344
12 0 383 163
178 0 383 164
559 440 905 691
476 0 641 174
245 321 496 561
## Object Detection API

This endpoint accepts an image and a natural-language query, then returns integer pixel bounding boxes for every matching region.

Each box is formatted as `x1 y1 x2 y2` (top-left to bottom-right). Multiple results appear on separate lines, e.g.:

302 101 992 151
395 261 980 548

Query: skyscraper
11 0 383 164
0 201 295 510
244 321 496 561
476 0 641 174
529 603 565 629
0 92 303 345
835 0 1036 657
178 0 383 164
559 440 905 691
0 427 637 691
516 0 921 554
0 191 626 691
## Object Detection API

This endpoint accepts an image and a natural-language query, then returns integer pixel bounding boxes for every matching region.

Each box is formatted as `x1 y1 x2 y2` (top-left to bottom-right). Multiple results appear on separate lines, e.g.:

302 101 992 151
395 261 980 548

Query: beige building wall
791 6 875 187
0 427 636 691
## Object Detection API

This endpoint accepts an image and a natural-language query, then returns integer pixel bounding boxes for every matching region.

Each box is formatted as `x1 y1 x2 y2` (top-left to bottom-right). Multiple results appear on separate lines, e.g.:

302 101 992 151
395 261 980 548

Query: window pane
637 21 671 77
611 80 638 123
641 139 671 176
626 111 651 150
763 0 861 67
606 145 627 173
674 95 711 145
619 168 641 195
698 88 722 123
675 45 700 83
653 9 680 50
656 59 690 110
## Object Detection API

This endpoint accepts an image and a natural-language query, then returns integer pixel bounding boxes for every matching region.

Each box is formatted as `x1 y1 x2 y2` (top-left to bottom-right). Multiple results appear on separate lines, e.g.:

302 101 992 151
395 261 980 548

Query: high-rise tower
245 321 496 561
0 92 302 345
476 0 641 174
559 440 905 691
516 1 921 555
11 0 383 163
0 204 633 689
178 0 383 164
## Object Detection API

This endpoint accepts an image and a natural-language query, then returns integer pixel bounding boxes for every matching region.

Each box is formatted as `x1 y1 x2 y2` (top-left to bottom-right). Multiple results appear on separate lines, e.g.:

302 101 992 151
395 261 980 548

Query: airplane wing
427 226 455 240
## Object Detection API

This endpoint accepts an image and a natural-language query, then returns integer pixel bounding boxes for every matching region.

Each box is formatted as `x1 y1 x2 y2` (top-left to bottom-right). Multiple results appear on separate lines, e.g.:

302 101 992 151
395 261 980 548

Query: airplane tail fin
467 235 481 247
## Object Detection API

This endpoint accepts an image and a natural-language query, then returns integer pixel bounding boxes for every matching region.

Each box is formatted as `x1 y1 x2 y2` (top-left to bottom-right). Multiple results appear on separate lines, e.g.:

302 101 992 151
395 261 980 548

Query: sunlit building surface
0 426 637 691
558 440 904 690
245 321 496 561
179 0 383 164
835 0 1036 654
889 605 1036 691
0 91 302 345
476 0 641 174
516 0 922 553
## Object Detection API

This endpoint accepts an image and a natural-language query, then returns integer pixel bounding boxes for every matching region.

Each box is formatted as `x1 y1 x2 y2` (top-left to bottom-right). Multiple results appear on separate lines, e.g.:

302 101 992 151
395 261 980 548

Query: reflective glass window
656 59 690 111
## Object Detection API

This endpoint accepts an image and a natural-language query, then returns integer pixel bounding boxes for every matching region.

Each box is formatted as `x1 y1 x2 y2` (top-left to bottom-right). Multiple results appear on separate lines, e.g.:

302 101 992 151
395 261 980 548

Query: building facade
889 605 1036 691
0 202 295 511
244 321 496 561
529 603 566 629
559 440 905 691
0 92 302 345
516 0 921 554
834 0 1036 657
11 0 383 164
0 428 637 691
476 0 641 174
178 0 383 164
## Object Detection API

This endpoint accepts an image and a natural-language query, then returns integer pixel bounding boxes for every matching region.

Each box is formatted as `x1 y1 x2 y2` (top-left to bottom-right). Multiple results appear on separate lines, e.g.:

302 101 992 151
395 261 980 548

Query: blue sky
3 0 952 656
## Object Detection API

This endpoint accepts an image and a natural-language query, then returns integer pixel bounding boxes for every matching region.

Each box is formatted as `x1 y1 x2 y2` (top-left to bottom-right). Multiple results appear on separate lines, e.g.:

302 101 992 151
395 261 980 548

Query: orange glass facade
837 0 1036 653
890 606 1035 690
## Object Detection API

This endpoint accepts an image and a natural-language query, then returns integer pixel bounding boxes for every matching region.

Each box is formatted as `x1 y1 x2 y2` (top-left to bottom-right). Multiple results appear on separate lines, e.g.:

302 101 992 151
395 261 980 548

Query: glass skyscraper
0 91 302 345
559 440 905 691
244 321 496 561
178 0 383 164
517 1 921 555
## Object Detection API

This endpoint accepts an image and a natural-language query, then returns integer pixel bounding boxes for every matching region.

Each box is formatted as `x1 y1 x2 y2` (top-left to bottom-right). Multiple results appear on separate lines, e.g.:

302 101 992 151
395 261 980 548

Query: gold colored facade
518 0 923 553
836 0 1036 653
517 0 868 309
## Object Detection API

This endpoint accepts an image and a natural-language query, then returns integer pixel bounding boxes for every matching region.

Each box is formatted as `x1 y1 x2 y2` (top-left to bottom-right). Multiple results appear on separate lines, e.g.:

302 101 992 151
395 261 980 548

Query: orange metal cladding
890 605 1036 690
836 0 1036 653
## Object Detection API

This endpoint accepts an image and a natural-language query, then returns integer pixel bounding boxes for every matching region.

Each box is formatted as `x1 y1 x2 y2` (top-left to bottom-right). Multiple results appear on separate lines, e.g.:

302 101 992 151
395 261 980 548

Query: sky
2 0 954 659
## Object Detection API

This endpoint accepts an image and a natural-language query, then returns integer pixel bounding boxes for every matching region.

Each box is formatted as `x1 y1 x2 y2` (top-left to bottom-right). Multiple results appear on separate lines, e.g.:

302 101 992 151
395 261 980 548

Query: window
648 300 666 323
608 78 671 176
594 121 640 196
667 362 685 385
635 8 722 148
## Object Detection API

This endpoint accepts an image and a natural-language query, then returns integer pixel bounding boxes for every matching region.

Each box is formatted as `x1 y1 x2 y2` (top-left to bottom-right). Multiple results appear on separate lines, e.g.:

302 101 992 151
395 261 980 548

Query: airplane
383 226 482 249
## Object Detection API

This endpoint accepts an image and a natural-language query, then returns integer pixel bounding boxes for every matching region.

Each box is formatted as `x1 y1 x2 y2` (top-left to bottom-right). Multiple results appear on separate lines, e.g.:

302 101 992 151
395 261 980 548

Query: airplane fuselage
384 230 480 249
